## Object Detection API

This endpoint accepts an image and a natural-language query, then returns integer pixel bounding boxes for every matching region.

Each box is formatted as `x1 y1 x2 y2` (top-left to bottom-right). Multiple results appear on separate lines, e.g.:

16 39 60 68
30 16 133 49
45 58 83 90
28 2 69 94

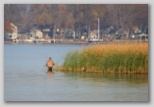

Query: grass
55 43 148 74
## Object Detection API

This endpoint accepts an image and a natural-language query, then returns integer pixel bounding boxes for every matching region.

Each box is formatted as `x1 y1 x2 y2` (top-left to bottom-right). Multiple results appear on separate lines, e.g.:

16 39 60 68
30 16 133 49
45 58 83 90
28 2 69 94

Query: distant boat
88 38 99 43
88 38 104 43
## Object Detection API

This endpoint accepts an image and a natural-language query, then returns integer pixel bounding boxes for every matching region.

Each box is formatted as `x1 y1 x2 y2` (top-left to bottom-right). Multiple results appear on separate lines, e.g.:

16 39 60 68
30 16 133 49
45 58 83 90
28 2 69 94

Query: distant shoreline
4 39 148 45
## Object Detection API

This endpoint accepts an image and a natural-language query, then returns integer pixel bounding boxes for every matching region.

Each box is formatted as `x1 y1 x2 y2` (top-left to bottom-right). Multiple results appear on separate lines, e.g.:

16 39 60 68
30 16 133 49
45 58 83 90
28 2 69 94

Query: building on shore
4 23 18 40
30 28 43 39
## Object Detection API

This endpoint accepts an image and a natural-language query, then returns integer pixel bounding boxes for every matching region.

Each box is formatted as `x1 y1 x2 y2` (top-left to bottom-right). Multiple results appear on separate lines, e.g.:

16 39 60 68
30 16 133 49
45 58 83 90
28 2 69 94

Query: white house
30 28 43 39
5 23 18 39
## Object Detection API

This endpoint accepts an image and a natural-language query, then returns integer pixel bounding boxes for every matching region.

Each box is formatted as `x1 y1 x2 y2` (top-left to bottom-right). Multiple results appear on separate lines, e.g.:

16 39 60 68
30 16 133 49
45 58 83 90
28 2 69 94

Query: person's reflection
46 71 54 79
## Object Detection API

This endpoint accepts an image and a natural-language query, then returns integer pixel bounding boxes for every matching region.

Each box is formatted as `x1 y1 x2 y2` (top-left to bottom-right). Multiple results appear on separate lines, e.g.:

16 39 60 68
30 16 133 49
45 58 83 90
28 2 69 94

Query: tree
105 4 148 31
4 4 148 38
4 4 30 26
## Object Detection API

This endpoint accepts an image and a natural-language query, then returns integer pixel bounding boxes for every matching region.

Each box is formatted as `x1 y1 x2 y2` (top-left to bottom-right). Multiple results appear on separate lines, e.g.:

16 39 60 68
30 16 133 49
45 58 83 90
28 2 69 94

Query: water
4 44 148 101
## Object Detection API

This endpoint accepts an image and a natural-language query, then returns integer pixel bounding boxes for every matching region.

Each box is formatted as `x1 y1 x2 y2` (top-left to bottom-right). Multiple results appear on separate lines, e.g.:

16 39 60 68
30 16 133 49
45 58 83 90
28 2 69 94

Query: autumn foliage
4 4 148 33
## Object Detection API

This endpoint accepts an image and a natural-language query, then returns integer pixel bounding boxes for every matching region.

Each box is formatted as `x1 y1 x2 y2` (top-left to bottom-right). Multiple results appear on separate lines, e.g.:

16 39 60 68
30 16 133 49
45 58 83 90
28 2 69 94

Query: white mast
98 17 100 40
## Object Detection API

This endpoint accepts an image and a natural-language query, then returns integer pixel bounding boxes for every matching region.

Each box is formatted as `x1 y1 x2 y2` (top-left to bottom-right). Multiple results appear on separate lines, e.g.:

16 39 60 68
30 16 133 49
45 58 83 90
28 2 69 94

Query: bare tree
4 4 148 36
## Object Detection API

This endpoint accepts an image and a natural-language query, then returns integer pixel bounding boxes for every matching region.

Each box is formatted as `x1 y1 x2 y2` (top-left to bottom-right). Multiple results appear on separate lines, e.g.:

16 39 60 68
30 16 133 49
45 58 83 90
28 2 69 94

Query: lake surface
4 44 148 101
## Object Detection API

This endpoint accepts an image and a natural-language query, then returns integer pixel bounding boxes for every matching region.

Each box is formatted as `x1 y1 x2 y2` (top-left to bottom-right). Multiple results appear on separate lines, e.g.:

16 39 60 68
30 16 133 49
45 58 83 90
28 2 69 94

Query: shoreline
4 39 148 45
54 66 148 74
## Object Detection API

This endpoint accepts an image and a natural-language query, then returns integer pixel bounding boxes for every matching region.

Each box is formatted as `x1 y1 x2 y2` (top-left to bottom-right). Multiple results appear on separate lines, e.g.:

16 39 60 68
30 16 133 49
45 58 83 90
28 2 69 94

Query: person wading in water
46 57 55 72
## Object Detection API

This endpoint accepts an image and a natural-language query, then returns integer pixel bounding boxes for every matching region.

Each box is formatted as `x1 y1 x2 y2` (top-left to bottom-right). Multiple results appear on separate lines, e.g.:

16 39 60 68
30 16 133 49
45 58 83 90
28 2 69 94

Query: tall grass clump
60 43 148 74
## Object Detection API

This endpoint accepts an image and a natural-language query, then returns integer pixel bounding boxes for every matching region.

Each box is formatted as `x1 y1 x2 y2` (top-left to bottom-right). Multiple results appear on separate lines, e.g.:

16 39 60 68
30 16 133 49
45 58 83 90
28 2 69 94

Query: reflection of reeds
63 72 148 84
57 43 148 74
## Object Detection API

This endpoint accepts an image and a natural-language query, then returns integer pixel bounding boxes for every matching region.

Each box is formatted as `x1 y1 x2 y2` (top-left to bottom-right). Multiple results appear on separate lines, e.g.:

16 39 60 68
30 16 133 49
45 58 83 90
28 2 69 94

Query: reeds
58 43 148 74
